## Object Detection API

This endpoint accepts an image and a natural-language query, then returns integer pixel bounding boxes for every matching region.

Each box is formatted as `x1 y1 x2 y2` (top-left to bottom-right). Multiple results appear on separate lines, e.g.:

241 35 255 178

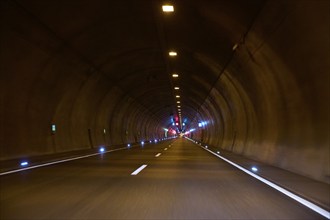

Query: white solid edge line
185 137 330 219
0 147 128 176
155 153 161 157
131 164 147 175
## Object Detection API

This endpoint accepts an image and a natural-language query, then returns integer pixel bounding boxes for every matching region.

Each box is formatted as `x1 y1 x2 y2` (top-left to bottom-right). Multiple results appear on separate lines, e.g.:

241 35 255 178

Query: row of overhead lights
162 4 182 124
170 51 182 121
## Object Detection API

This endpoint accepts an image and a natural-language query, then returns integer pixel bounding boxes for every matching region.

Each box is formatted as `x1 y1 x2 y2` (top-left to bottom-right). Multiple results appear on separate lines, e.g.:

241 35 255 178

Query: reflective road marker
0 147 128 176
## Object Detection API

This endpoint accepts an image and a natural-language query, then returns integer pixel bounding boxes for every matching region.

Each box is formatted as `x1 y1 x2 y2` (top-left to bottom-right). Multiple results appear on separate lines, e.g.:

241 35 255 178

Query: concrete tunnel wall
0 8 164 157
191 1 329 183
0 0 329 184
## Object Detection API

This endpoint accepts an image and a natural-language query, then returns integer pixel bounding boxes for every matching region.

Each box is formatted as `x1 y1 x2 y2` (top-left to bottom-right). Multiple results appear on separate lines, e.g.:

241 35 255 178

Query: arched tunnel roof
0 0 329 184
1 0 264 129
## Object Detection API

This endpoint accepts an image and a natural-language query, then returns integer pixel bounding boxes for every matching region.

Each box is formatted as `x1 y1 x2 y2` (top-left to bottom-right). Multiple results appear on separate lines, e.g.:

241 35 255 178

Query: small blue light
20 161 29 167
127 144 131 147
99 147 105 153
141 141 145 145
251 166 258 172
154 139 158 143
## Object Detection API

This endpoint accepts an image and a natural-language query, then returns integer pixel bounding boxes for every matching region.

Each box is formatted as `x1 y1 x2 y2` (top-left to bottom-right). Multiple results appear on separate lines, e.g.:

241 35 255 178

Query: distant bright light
169 51 177 56
182 123 185 126
127 144 131 147
51 124 56 132
177 101 180 103
163 128 168 131
162 5 174 12
198 121 208 127
154 139 158 143
175 122 179 126
172 74 179 78
177 105 181 108
174 87 180 90
175 95 180 98
251 166 258 172
217 151 220 154
103 129 106 134
99 147 105 153
205 146 208 148
20 161 29 167
141 141 145 145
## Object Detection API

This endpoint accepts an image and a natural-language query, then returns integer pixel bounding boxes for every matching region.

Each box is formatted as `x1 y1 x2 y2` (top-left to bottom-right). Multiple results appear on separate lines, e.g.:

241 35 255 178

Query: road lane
0 138 325 219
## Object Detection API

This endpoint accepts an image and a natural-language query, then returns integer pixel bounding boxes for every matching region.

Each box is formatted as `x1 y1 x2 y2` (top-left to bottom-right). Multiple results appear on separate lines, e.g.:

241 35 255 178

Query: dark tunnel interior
0 0 329 186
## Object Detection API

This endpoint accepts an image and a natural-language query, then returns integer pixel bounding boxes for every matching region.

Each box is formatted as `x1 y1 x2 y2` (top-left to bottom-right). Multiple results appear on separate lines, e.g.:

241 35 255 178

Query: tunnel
0 0 329 219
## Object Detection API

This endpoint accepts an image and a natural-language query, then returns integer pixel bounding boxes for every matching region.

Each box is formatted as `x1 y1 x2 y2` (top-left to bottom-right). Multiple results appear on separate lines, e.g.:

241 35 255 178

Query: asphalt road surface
0 138 325 219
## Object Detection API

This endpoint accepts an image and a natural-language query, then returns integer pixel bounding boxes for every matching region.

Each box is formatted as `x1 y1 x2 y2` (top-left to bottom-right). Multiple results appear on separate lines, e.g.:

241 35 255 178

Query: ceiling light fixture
172 74 179 78
174 87 180 90
162 5 174 12
176 95 180 98
169 51 177 56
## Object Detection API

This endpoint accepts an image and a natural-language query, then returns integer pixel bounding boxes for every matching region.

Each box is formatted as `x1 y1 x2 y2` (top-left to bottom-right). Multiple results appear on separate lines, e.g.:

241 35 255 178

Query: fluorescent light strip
0 147 128 176
185 137 330 219
131 165 147 175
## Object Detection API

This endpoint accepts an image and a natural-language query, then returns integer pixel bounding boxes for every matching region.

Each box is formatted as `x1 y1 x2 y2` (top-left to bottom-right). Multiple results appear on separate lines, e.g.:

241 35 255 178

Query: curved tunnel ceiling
2 0 264 128
1 0 329 183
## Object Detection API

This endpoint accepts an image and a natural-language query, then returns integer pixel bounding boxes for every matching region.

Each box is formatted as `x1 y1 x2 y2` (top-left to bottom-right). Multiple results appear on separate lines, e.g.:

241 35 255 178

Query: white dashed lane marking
131 165 147 175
